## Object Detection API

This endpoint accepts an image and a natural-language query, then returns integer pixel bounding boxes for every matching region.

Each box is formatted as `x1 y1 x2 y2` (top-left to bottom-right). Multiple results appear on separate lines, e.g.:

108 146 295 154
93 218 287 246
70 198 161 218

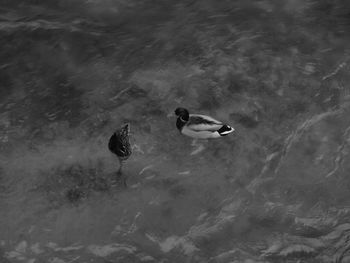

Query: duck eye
180 116 187 122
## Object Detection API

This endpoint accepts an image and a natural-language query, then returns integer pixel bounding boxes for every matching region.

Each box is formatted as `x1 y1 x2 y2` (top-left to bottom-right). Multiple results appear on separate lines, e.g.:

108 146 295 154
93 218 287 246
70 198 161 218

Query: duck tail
218 125 235 136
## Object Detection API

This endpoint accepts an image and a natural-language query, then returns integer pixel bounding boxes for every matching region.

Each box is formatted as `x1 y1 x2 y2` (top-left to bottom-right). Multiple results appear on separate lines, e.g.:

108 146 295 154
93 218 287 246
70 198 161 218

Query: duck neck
176 116 187 131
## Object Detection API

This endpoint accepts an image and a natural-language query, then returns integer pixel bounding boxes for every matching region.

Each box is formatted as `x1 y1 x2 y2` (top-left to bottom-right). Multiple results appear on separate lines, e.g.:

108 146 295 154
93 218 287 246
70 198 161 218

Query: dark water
1 0 350 262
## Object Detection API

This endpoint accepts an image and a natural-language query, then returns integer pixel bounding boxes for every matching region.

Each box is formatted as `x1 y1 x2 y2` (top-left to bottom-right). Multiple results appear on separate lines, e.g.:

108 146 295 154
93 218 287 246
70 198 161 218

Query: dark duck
175 107 234 139
108 123 132 186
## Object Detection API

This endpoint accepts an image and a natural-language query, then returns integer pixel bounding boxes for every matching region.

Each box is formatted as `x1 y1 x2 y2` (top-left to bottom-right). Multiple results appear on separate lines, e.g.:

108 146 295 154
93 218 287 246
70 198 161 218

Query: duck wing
187 114 223 131
108 133 131 157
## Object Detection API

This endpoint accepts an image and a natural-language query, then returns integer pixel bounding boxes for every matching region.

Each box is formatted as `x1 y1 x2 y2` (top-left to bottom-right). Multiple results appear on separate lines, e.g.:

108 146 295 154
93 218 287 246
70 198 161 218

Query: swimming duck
175 107 235 139
108 123 132 186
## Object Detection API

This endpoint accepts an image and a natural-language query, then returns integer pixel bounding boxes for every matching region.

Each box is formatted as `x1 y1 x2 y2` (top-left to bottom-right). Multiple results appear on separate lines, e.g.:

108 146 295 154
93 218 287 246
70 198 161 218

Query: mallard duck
175 107 234 139
108 123 132 186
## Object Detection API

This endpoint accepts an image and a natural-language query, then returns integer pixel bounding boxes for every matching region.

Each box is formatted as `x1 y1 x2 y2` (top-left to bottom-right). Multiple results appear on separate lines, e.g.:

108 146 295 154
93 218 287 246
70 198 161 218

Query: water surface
1 1 350 262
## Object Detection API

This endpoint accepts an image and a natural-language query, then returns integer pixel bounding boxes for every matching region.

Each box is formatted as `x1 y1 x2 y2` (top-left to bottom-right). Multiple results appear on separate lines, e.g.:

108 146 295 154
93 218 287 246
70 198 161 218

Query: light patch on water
275 107 347 174
158 236 198 255
130 183 141 188
51 244 84 252
148 195 161 205
262 243 283 256
87 243 137 257
5 250 25 261
15 241 27 254
111 225 124 236
190 144 205 155
209 248 255 262
145 232 158 243
30 243 44 254
280 244 315 257
132 144 145 155
323 223 350 240
322 59 348 81
196 212 208 222
125 212 142 235
294 216 337 229
5 240 28 261
190 218 233 240
145 174 156 180
48 258 67 263
178 170 191 175
139 255 156 262
139 165 154 175
0 20 80 32
302 63 316 75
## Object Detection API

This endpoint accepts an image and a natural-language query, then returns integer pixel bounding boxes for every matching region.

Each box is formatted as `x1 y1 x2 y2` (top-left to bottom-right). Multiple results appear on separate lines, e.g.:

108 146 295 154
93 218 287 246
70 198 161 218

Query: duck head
175 107 189 130
117 123 130 138
175 108 189 121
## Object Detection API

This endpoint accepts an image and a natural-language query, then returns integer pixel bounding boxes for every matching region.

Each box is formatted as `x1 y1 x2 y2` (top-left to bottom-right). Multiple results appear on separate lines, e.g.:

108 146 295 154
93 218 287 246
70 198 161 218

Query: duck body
175 108 234 139
108 124 132 161
108 123 132 186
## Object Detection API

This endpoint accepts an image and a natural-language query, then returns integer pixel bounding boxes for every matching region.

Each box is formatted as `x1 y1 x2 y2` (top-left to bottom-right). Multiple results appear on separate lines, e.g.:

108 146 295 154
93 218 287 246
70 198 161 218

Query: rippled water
1 1 350 262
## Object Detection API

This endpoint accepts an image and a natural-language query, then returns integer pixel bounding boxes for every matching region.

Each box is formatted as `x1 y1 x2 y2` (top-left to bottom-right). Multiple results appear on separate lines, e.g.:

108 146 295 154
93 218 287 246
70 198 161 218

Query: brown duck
108 123 132 186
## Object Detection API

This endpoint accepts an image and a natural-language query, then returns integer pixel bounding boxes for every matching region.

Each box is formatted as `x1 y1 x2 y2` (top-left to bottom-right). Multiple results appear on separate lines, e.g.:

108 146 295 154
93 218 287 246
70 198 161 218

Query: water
1 0 350 262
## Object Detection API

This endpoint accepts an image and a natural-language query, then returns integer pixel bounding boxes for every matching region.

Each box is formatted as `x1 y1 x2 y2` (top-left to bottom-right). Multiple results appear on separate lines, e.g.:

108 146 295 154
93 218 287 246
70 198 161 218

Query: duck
175 107 235 139
108 123 132 186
